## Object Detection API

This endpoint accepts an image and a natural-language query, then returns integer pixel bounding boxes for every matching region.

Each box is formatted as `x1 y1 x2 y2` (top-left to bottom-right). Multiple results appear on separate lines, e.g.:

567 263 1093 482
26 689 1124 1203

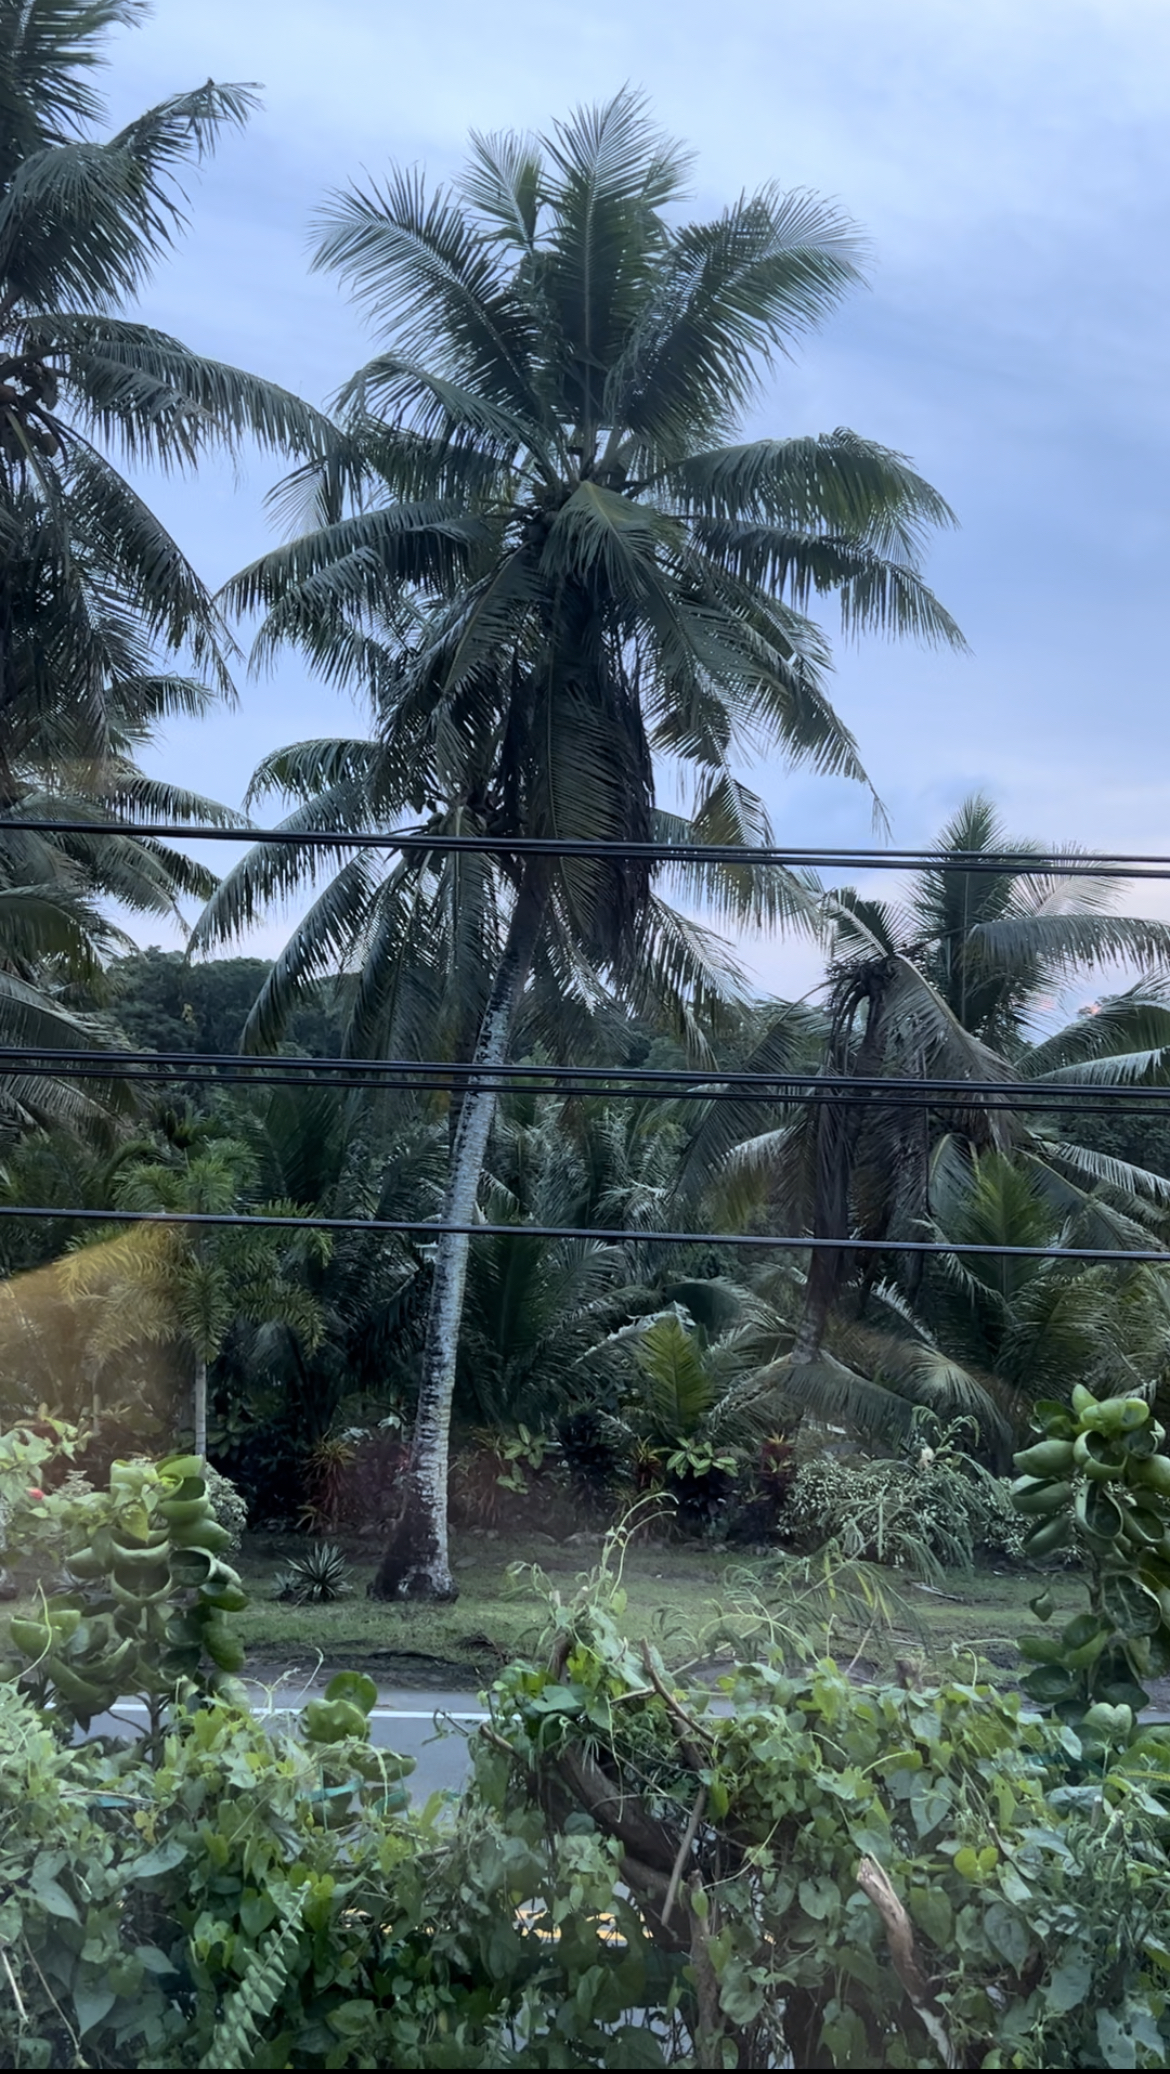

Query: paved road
82 1689 488 1802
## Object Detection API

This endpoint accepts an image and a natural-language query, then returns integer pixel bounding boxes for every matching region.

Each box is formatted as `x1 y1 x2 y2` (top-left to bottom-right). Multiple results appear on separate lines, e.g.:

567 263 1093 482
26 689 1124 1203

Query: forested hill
107 951 345 1059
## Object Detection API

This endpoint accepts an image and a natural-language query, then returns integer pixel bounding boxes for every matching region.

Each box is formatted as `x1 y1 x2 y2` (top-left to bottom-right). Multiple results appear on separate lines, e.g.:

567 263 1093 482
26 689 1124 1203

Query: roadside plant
1 1431 247 1731
1012 1382 1170 1748
274 1539 353 1604
781 1419 1027 1578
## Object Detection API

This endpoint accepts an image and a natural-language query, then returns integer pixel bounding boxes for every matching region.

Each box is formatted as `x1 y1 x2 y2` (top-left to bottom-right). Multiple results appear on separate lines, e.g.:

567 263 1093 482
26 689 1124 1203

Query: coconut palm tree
0 0 330 1111
198 91 962 1596
714 795 1170 1411
58 1135 332 1456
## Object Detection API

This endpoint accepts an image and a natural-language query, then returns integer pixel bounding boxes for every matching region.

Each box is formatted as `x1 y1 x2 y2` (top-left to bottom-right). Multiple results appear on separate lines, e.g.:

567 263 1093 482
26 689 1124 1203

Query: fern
203 1887 305 2071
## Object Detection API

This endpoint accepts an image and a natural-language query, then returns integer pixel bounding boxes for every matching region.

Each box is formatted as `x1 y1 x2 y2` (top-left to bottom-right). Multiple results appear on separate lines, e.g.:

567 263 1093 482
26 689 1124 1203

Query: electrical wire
2 827 1169 1262
8 818 1170 878
2 1046 1170 1108
0 1201 1164 1263
7 1059 1170 1121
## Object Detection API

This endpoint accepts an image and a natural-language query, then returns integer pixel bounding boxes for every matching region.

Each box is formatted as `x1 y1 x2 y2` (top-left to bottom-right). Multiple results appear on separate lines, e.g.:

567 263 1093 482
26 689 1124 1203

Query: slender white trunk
372 869 549 1599
194 1356 208 1461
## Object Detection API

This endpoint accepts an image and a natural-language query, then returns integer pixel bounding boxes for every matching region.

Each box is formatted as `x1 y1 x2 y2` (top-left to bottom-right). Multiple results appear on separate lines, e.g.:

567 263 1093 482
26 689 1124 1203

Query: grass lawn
235 1529 1087 1693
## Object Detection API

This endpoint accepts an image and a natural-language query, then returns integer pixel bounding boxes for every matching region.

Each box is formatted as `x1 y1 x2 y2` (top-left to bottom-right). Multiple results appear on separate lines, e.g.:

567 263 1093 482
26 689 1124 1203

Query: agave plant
273 1541 353 1605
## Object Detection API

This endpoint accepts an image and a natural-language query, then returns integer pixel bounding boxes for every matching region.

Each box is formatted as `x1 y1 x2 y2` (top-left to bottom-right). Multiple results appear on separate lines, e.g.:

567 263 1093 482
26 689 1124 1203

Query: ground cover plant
1 1412 1170 2067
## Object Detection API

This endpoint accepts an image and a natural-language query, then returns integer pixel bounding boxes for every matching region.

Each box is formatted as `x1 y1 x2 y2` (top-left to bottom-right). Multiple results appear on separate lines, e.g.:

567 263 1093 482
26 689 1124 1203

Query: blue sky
100 0 1170 993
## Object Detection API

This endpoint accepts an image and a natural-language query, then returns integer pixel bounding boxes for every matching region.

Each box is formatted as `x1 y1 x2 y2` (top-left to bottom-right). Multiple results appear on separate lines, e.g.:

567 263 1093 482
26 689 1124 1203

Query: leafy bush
202 1463 247 1551
0 1668 414 2070
5 1427 1170 2068
300 1421 408 1535
780 1431 1027 1576
468 1552 1170 2069
0 1431 247 1730
274 1540 353 1602
449 1425 578 1535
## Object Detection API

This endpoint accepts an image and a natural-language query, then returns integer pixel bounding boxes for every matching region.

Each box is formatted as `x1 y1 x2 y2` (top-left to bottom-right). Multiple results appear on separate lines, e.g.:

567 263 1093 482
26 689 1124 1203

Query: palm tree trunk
791 970 891 1367
371 867 549 1600
194 1355 208 1461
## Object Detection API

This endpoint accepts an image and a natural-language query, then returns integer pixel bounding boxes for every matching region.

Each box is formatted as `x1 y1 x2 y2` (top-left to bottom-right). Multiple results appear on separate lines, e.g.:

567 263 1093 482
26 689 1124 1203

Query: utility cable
2 1046 1169 1108
7 818 1170 878
0 1201 1164 1264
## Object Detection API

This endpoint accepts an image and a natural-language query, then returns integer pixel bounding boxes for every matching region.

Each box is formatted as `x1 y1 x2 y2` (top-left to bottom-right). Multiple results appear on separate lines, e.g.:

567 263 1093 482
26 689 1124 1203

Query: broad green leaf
1046 1952 1092 2015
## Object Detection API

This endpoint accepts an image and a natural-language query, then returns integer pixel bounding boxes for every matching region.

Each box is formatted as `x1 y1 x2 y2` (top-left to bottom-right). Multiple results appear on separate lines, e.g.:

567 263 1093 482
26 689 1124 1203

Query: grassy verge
235 1530 1085 1691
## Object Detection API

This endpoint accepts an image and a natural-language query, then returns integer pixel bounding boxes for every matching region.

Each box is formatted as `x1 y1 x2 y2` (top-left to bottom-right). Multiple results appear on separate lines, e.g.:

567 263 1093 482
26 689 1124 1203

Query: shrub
301 1421 408 1535
780 1436 1027 1576
202 1463 248 1551
3 1425 1170 2068
274 1539 353 1602
449 1426 578 1536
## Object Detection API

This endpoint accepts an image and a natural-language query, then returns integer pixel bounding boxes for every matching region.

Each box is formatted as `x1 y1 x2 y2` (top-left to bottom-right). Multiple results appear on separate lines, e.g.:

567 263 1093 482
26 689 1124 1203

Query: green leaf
129 1840 188 1881
30 1861 80 1923
73 1982 117 2037
327 2000 377 2038
1046 1952 1092 2014
324 1670 378 1715
984 1900 1030 1972
1020 1664 1077 1706
1097 2009 1139 2069
1102 1575 1162 1639
908 1886 953 1948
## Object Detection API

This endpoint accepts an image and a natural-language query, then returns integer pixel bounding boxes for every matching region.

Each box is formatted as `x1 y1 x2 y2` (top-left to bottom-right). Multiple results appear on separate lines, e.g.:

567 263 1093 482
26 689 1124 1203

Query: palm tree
58 1135 332 1456
198 91 962 1597
0 0 330 1110
716 795 1170 1412
920 1148 1170 1425
455 1091 682 1427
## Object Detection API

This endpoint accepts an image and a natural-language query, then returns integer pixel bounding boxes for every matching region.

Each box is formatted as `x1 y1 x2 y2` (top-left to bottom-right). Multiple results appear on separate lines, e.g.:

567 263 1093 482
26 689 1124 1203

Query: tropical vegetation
0 2 1168 1609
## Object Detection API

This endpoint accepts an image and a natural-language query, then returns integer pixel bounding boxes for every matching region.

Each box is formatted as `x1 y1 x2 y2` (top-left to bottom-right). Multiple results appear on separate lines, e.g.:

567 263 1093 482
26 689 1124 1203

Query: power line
2 1046 1169 1108
9 818 1170 878
7 1059 1170 1122
0 1201 1164 1263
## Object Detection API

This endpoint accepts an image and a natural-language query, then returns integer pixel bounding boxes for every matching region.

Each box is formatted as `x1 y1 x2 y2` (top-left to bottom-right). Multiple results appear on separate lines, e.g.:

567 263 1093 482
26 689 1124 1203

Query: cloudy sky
100 0 1170 992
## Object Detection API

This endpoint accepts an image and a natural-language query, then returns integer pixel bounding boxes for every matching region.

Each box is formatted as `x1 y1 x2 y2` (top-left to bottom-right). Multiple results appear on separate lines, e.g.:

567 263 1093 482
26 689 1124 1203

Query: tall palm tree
0 0 329 1108
198 91 962 1596
716 795 1170 1408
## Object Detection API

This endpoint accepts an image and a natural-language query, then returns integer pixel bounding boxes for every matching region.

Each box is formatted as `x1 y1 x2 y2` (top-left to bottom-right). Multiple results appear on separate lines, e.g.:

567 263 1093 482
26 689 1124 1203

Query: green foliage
200 1465 247 1553
466 1548 1170 2069
1 1432 248 1727
780 1422 1027 1578
1012 1386 1170 1739
0 1496 1169 2068
107 950 344 1067
274 1540 354 1604
0 1667 416 2070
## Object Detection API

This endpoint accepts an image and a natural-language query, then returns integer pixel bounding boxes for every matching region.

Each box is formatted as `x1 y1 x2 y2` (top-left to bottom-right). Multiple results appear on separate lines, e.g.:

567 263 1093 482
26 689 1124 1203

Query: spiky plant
274 1541 353 1605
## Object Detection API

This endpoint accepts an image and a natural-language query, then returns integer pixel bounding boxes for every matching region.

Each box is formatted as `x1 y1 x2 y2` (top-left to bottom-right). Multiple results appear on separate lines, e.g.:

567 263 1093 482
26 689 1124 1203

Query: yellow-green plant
2 1431 247 1732
1012 1384 1170 1749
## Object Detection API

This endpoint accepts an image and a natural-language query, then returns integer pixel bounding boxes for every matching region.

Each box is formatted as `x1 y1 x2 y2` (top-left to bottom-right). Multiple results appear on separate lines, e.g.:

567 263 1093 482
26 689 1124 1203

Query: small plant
1 1431 248 1733
1012 1383 1170 1746
300 1421 407 1535
203 1462 248 1551
275 1540 353 1603
300 1433 357 1532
